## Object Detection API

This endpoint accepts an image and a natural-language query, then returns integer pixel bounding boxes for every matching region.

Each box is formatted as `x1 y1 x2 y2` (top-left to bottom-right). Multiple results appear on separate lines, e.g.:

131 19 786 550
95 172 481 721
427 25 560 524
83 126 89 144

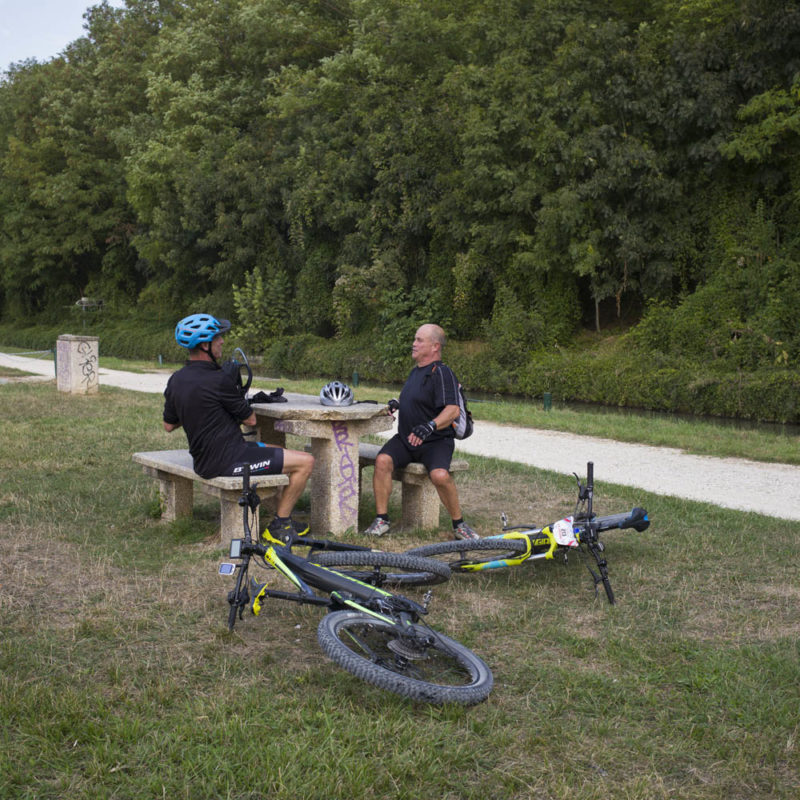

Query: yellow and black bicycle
220 465 493 705
407 462 650 604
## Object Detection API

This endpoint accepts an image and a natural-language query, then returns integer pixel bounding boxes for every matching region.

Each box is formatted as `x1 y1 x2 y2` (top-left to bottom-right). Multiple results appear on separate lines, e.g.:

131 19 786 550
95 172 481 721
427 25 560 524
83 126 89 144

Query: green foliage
232 265 291 351
483 283 544 369
630 195 800 371
2 0 800 411
374 287 446 378
516 344 800 423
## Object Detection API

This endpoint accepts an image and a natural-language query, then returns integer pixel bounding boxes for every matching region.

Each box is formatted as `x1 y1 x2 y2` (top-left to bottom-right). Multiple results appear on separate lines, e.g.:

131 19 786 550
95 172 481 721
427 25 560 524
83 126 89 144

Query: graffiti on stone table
332 421 358 523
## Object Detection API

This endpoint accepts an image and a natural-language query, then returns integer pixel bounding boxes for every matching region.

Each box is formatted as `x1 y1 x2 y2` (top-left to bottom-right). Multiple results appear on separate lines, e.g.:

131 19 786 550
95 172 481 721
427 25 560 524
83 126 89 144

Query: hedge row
2 320 798 423
512 350 800 424
259 334 800 424
0 318 183 364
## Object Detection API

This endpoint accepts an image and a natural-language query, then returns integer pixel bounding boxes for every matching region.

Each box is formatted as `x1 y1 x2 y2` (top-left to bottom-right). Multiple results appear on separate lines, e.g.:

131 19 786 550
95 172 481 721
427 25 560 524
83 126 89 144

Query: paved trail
3 351 799 520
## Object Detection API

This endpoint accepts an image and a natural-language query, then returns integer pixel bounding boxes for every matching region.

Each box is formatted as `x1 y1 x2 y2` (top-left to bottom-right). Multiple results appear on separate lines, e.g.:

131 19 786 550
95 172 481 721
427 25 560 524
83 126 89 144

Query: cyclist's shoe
263 516 310 544
250 579 268 616
453 521 480 540
363 516 390 537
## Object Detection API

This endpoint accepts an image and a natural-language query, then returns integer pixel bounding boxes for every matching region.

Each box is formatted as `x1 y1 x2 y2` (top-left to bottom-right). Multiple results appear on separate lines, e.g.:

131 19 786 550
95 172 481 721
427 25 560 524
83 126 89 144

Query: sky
0 0 127 71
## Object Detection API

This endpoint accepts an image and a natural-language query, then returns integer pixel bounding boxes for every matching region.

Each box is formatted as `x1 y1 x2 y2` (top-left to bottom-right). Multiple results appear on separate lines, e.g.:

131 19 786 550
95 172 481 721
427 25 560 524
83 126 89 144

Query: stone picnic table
250 393 394 536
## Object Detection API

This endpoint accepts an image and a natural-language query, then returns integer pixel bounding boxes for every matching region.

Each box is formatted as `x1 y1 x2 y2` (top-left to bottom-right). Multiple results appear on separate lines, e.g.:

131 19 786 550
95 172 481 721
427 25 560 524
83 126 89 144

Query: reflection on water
466 390 800 436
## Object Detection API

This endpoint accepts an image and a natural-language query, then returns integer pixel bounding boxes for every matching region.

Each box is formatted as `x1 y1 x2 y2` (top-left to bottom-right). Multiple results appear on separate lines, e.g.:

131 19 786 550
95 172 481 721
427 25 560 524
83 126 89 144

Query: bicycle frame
499 462 648 601
219 464 495 705
221 469 429 629
408 462 650 604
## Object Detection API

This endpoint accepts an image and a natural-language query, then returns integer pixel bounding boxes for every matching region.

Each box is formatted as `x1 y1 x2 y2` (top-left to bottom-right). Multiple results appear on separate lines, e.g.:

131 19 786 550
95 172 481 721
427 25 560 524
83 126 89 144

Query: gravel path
452 422 800 520
4 351 799 520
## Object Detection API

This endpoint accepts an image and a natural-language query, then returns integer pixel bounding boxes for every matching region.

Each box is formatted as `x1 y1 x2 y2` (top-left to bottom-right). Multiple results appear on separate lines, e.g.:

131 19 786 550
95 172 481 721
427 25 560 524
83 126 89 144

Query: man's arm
163 421 181 432
407 404 459 446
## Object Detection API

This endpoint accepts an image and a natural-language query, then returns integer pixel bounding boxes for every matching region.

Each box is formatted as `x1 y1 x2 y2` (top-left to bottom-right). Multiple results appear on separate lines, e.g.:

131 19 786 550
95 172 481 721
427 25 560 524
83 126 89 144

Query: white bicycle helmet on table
320 381 354 406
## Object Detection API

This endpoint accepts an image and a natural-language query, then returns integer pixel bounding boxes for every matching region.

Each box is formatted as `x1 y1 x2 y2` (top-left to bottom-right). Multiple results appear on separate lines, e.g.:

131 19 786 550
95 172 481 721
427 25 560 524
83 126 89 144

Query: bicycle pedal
250 580 268 616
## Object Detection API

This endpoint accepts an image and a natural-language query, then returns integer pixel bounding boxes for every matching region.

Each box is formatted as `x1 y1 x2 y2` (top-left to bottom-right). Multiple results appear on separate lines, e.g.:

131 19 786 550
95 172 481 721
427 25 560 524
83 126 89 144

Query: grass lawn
1 382 798 799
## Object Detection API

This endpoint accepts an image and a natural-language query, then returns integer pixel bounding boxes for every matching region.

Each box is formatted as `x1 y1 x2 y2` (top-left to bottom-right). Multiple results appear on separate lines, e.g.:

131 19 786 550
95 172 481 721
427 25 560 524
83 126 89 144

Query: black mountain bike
407 462 650 604
220 465 493 705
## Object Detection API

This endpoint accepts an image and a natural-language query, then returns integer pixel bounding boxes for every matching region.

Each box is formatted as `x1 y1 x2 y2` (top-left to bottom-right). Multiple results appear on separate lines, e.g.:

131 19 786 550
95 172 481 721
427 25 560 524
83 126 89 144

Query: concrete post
56 334 99 394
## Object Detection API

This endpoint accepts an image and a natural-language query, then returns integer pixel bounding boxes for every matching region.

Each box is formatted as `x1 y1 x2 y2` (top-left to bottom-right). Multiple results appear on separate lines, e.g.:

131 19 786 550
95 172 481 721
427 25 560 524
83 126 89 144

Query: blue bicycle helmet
174 314 232 349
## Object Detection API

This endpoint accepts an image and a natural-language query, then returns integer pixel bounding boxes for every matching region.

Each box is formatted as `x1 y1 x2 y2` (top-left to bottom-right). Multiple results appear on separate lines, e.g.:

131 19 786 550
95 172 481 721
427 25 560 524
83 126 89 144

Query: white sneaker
363 517 390 536
454 521 480 540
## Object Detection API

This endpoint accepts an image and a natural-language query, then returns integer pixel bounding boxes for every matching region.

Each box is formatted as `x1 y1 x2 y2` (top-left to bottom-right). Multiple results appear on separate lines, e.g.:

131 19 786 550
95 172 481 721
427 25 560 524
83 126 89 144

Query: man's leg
276 448 314 517
429 468 462 520
363 437 408 535
421 439 478 539
372 453 395 515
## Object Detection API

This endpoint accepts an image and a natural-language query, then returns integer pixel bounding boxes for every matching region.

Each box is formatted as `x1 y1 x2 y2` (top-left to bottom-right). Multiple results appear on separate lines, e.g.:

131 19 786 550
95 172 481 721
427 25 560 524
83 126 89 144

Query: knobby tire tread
311 550 450 586
407 537 528 570
317 610 493 705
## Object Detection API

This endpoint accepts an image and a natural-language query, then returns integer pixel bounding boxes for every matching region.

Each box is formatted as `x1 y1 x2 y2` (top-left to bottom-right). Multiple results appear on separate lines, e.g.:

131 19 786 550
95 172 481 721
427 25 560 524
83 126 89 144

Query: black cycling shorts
221 441 284 477
378 434 454 474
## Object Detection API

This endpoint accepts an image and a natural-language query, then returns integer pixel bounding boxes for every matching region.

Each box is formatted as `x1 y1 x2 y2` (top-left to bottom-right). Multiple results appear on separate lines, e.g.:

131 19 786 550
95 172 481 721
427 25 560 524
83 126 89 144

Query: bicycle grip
596 507 650 533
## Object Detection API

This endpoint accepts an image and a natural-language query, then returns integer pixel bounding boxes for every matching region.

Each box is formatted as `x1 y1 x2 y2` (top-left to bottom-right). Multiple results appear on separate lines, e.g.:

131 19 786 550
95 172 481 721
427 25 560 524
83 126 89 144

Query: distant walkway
3 350 799 520
451 423 800 521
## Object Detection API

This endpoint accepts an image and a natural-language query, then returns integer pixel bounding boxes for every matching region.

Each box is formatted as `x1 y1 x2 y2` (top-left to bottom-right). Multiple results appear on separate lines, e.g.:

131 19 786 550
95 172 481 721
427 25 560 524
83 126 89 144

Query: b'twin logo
233 460 271 474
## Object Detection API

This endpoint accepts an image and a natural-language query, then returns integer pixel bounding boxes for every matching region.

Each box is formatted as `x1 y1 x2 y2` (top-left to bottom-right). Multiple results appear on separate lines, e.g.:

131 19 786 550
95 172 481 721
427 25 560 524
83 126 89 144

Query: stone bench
132 449 289 543
357 442 469 531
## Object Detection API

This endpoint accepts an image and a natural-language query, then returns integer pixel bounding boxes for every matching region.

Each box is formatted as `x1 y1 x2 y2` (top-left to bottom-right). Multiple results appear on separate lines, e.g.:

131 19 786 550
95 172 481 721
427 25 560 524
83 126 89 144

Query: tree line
1 0 799 373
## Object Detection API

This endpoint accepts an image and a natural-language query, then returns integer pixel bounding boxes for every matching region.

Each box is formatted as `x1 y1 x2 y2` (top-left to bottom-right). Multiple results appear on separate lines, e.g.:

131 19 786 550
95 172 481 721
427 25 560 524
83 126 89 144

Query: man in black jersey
362 323 478 540
163 313 314 541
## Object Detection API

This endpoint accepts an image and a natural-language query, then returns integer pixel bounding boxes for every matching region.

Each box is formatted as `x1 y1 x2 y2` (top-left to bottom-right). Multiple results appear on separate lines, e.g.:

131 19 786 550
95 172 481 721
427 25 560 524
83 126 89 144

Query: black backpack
221 347 252 398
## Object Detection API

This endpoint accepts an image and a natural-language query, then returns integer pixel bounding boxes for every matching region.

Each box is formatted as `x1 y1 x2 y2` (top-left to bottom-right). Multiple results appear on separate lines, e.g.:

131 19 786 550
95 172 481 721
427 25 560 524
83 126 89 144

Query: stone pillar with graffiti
56 334 100 394
274 415 393 536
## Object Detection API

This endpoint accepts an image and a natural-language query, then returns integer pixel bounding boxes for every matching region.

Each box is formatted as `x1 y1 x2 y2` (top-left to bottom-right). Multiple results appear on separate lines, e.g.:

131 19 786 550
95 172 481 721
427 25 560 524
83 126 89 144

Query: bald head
412 324 446 367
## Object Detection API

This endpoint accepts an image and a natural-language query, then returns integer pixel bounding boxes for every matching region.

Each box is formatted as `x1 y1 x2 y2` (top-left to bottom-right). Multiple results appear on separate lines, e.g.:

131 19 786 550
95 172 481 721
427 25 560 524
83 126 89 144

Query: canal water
465 389 800 436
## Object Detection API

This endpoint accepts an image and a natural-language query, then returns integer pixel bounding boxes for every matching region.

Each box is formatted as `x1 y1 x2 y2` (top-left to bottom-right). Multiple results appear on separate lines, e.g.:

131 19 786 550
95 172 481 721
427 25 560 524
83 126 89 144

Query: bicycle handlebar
594 507 650 533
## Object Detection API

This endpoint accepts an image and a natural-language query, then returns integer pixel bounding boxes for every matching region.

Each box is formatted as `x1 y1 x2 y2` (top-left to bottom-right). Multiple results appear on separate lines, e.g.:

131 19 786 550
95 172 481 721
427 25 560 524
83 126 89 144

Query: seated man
162 313 314 541
363 323 478 540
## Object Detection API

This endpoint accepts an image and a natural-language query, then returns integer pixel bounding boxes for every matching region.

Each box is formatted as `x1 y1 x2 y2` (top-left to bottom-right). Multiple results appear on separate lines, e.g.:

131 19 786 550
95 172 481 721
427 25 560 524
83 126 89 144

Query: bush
3 315 799 423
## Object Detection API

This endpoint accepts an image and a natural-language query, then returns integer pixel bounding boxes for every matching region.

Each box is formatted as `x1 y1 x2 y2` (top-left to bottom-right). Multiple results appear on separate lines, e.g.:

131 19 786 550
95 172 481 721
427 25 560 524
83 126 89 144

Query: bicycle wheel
317 610 493 705
311 550 451 587
407 537 528 571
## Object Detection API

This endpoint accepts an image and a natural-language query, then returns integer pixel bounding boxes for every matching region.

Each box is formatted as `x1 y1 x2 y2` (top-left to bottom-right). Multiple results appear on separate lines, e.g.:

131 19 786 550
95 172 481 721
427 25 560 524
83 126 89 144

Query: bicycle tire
311 550 451 587
406 537 528 571
317 610 493 705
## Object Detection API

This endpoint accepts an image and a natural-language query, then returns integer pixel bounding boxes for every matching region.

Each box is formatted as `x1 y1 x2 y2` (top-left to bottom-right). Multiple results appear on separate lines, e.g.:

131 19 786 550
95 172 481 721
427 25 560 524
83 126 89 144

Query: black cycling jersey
163 360 253 478
396 360 460 446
